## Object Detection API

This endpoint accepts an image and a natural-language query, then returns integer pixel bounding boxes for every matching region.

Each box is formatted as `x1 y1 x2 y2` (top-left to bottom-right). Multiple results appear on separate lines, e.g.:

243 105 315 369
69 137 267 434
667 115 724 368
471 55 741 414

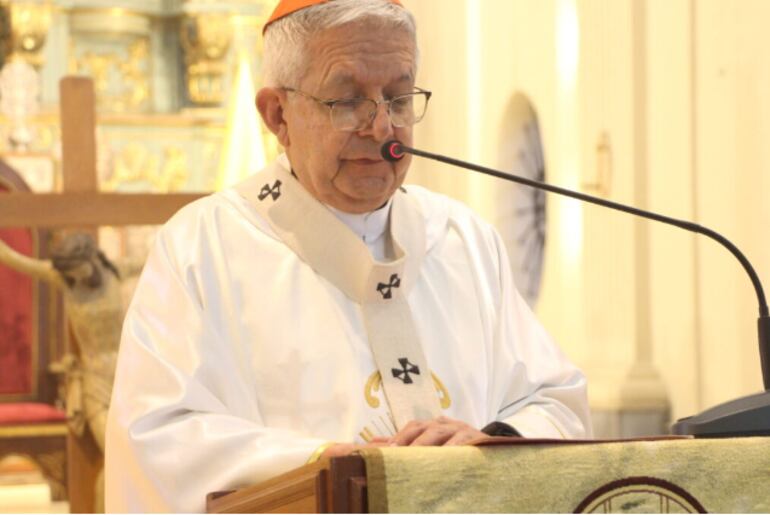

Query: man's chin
330 168 404 212
331 188 395 214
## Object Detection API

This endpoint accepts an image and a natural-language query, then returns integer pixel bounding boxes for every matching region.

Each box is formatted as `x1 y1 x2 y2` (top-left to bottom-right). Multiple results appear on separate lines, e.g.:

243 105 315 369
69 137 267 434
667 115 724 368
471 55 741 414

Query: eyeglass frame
281 86 432 131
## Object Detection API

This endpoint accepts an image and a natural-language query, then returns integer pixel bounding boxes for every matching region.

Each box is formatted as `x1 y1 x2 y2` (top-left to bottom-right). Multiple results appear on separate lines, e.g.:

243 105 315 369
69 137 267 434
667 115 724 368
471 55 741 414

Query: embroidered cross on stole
236 155 442 429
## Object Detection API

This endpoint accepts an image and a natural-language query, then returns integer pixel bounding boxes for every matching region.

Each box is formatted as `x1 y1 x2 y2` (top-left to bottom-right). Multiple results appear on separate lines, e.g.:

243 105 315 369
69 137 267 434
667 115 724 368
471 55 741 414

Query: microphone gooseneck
385 142 768 317
383 140 770 402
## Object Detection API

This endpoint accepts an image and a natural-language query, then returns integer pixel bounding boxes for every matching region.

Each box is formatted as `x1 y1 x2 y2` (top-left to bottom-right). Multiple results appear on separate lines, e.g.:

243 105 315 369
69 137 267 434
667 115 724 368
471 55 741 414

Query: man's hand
320 437 390 459
321 417 486 458
390 416 486 446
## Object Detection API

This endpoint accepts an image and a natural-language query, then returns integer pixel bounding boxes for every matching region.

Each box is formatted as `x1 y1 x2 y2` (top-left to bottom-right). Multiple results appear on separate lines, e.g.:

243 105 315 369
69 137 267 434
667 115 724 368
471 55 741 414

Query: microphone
383 139 770 437
383 140 406 162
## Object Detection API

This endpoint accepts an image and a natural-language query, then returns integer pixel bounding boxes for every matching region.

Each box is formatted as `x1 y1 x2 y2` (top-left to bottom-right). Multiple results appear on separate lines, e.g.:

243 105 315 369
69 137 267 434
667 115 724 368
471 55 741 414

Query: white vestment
105 155 591 513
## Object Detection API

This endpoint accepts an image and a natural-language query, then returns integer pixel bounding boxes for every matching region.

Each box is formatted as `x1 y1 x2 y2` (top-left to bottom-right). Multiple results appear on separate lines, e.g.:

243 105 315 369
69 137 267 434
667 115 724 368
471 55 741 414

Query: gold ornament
101 143 189 193
70 38 151 113
180 13 233 105
7 2 53 68
364 370 452 410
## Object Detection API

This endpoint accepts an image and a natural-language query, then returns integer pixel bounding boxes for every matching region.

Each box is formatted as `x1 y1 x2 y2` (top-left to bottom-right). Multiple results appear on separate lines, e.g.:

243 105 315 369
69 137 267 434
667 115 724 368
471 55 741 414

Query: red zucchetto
263 0 403 33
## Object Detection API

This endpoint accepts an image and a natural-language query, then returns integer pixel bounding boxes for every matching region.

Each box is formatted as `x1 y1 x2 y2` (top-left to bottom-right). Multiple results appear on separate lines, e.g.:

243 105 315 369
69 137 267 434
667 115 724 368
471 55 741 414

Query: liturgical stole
236 156 442 429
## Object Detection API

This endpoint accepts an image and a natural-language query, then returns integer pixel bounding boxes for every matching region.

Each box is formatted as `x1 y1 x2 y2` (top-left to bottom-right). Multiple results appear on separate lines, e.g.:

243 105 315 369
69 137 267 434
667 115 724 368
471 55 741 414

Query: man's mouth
346 158 383 166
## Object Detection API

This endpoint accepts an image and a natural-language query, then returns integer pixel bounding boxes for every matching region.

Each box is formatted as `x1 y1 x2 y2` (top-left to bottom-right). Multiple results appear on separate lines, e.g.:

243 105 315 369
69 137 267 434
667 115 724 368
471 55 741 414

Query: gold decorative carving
364 371 452 410
101 143 189 193
181 13 232 105
7 2 53 68
34 449 66 501
0 423 67 438
70 38 151 113
0 5 10 67
69 7 150 35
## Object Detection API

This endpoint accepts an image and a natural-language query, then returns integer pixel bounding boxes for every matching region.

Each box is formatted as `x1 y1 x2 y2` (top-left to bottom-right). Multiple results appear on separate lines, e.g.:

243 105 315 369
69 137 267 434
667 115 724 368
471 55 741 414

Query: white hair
262 0 418 88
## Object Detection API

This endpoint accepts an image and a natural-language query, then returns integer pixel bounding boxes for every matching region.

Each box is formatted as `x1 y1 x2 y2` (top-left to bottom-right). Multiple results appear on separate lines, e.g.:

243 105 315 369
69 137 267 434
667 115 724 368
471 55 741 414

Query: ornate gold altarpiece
0 0 279 209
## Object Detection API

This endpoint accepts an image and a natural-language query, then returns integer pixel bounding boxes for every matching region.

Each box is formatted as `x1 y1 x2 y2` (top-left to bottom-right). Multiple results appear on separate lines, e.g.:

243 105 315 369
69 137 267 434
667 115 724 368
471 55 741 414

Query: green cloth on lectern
359 437 770 513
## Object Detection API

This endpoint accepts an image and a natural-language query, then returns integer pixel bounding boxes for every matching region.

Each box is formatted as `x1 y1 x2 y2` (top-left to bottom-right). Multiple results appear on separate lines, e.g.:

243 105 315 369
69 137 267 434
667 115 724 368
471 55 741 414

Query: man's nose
361 103 394 141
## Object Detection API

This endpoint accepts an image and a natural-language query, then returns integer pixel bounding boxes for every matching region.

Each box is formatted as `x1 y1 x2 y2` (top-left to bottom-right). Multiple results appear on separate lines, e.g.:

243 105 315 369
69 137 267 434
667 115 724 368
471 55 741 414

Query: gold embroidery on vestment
364 370 452 410
431 373 452 409
364 371 383 408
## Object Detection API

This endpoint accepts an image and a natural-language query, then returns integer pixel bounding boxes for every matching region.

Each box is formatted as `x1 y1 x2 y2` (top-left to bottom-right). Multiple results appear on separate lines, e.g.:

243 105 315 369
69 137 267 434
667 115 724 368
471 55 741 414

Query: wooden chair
0 159 67 500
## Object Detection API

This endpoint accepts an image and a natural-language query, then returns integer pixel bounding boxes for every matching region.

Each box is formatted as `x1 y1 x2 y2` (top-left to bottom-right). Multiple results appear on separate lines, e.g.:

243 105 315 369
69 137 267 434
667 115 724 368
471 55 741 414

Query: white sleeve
105 229 327 513
487 230 593 439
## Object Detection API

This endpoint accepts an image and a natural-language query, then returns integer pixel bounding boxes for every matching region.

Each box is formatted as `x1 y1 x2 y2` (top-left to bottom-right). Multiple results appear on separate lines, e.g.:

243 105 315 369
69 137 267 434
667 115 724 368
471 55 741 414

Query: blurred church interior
0 0 769 511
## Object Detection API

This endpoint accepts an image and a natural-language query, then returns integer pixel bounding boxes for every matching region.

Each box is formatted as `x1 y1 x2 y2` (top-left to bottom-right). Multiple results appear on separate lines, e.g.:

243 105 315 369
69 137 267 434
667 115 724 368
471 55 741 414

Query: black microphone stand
383 140 770 437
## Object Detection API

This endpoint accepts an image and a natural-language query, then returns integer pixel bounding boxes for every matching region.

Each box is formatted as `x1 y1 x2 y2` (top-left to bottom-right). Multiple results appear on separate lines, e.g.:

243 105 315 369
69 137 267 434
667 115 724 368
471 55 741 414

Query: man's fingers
409 424 456 446
444 429 484 446
390 417 486 447
390 420 429 446
365 440 391 448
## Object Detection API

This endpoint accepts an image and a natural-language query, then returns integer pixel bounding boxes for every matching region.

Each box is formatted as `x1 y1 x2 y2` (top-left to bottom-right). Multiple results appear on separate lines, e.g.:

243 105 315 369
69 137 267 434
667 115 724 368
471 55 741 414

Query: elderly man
105 0 591 511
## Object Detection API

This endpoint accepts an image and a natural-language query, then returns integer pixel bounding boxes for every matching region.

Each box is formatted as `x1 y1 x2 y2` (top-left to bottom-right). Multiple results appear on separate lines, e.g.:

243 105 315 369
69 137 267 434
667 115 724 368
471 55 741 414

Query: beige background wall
402 0 770 432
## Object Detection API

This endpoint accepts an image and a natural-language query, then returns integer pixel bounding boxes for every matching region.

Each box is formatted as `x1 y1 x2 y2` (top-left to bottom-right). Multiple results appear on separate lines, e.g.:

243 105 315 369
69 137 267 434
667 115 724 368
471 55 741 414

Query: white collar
327 200 392 244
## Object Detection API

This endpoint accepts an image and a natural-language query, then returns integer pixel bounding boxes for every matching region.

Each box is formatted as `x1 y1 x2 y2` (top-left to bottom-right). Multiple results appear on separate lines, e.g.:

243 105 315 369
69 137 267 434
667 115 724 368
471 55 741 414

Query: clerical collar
327 200 392 244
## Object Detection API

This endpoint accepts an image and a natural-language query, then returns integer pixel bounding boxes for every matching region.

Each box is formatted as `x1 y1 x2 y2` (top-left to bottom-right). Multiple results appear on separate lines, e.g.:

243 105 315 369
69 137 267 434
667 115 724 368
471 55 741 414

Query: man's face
282 21 416 213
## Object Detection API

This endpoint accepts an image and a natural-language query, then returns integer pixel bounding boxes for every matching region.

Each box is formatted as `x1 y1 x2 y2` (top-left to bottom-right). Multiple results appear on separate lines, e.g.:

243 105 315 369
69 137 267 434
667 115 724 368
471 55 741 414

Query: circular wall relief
495 93 546 307
574 476 707 514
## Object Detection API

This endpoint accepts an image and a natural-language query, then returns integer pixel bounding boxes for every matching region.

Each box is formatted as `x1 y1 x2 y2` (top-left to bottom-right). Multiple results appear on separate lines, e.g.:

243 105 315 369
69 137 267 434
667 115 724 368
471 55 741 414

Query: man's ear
256 87 290 147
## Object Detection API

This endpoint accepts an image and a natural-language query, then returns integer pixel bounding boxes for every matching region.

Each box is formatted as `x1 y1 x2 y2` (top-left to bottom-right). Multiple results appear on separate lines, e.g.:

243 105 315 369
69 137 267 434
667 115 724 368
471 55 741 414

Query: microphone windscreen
381 140 405 162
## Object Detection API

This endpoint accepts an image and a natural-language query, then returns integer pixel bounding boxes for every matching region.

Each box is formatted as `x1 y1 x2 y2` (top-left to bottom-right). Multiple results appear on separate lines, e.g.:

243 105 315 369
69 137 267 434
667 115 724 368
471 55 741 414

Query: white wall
403 0 770 429
692 0 770 407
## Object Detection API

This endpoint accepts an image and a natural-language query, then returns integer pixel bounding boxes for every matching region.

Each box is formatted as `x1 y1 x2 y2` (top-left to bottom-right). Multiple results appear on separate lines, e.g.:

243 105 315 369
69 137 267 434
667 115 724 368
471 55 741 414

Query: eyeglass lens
330 94 428 131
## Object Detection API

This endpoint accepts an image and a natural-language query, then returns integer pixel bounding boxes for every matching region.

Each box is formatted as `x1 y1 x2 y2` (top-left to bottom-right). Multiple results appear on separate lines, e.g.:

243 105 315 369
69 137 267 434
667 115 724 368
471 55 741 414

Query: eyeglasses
282 87 432 132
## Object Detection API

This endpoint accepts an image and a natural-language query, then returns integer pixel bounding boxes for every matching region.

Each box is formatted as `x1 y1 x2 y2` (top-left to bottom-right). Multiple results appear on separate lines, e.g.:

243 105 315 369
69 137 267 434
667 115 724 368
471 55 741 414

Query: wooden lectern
204 437 770 513
206 456 368 513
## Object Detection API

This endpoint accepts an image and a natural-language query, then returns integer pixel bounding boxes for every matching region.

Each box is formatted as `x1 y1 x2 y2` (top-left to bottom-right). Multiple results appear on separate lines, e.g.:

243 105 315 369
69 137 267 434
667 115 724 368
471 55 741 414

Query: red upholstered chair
0 159 67 500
